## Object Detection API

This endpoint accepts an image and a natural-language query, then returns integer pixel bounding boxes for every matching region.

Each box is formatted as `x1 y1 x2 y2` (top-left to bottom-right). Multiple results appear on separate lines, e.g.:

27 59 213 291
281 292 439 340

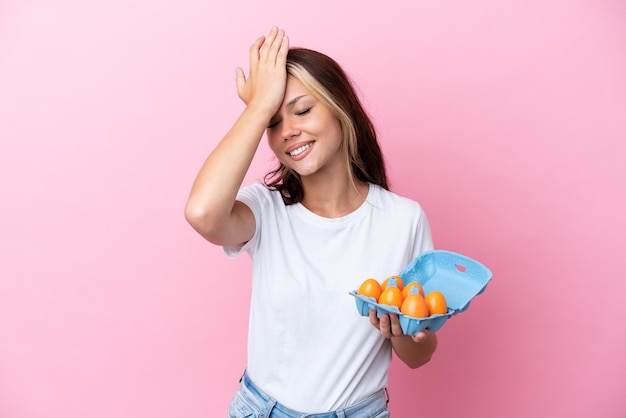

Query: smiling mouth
287 142 314 157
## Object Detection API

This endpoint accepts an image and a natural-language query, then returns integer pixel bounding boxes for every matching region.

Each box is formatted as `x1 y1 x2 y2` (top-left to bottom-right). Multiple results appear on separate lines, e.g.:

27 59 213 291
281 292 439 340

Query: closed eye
268 119 281 129
268 107 311 129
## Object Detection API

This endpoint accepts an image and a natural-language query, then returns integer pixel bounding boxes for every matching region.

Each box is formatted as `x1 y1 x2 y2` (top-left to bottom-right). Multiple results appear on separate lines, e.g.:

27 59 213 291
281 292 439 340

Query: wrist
238 104 275 132
245 100 278 121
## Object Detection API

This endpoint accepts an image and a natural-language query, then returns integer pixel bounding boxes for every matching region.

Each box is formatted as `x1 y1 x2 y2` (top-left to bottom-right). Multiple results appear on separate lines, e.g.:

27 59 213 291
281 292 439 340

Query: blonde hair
265 48 388 204
287 62 361 186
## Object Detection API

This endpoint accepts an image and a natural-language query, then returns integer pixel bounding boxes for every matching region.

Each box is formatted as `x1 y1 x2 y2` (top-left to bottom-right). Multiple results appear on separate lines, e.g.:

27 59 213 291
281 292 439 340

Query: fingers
277 34 289 64
370 311 405 339
259 27 287 65
259 27 278 60
384 314 405 338
412 331 428 343
237 27 288 108
378 315 393 338
249 36 265 68
246 27 288 77
235 67 246 95
369 309 380 330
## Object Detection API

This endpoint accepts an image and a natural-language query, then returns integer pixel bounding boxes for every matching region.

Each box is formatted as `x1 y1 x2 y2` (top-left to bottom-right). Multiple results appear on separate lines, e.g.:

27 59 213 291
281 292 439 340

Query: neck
300 174 369 218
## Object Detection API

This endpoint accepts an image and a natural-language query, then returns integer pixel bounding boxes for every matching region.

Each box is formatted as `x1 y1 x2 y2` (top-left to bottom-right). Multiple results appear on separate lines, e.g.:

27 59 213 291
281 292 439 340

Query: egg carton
349 250 492 336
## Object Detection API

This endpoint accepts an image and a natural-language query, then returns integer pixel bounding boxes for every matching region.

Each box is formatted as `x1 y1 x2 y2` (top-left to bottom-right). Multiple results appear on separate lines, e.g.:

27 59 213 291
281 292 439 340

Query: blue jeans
228 371 390 418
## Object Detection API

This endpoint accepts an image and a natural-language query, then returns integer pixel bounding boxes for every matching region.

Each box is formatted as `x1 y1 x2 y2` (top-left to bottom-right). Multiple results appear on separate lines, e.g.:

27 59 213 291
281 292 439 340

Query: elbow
184 201 232 246
405 354 433 369
399 331 438 369
184 201 216 236
184 202 205 229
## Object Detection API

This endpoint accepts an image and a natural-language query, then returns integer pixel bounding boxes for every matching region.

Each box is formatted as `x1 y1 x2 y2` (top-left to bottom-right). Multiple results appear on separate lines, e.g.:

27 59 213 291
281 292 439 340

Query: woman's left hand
369 309 428 343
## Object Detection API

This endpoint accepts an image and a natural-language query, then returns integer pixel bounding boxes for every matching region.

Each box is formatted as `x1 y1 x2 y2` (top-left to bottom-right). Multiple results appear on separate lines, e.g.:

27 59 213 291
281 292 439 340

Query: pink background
1 1 625 417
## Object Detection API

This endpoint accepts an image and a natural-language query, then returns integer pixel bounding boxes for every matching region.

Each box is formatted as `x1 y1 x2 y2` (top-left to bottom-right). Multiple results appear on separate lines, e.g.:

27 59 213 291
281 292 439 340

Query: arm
369 310 438 369
184 27 289 246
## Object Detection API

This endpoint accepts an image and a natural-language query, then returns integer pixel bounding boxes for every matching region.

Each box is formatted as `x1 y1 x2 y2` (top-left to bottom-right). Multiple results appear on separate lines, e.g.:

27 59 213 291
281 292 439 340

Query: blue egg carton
349 250 492 336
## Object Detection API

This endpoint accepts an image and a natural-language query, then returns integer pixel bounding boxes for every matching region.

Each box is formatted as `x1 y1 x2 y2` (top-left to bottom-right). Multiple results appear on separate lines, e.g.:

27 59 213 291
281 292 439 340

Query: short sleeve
222 183 267 258
413 205 435 256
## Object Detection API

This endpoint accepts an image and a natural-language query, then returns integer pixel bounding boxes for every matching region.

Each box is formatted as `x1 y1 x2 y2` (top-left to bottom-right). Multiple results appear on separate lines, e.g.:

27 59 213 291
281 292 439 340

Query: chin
294 165 321 177
284 162 317 177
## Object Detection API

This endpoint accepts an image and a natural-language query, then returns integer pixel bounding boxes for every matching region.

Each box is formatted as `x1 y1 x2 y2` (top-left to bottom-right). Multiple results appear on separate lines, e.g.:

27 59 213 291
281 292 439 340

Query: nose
281 119 300 140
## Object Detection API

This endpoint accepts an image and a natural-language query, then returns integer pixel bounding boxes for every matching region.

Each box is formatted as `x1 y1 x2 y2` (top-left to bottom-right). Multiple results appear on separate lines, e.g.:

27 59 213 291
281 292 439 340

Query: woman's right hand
185 28 289 246
235 27 289 116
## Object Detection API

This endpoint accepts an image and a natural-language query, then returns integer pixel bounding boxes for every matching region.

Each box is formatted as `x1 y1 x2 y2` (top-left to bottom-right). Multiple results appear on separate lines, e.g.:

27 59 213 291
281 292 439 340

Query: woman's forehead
284 76 310 98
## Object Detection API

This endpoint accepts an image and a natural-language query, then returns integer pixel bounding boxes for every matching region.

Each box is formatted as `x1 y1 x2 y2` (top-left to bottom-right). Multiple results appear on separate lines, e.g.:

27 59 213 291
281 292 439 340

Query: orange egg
401 293 430 318
357 278 382 301
381 275 404 291
402 282 424 298
378 286 404 309
425 291 448 315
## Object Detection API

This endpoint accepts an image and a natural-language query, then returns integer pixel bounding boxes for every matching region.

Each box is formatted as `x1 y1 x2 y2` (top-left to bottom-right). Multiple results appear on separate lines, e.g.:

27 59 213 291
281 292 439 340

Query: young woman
185 27 438 417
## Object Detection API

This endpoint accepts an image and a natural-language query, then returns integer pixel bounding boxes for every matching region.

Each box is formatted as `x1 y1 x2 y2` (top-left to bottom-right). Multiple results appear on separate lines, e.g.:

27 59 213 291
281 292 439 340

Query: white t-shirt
224 182 433 412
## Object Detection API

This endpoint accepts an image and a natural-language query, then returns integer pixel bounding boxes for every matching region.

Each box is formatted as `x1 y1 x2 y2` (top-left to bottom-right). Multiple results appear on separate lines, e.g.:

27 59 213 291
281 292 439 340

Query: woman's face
266 76 344 179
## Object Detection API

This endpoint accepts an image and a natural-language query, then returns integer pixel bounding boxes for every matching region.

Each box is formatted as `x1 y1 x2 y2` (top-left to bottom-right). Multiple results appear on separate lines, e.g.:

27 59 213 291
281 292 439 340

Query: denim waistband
240 371 389 417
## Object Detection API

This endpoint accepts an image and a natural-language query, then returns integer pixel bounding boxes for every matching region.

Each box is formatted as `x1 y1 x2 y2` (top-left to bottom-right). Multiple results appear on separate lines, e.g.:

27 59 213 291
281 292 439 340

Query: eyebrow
286 95 308 108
